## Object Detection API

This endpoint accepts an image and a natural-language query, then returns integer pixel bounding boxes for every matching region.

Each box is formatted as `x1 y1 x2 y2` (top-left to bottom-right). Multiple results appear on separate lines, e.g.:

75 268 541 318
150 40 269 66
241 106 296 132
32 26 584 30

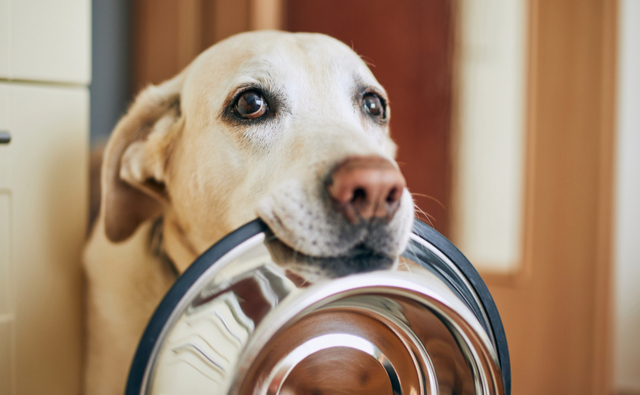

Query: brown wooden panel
203 0 250 46
486 1 617 394
132 0 181 91
132 0 252 91
286 0 455 237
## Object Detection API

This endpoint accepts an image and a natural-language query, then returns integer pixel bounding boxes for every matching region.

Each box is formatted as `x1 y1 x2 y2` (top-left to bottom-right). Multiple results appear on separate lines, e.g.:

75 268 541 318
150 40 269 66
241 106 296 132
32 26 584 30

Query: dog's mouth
256 178 414 281
265 237 396 280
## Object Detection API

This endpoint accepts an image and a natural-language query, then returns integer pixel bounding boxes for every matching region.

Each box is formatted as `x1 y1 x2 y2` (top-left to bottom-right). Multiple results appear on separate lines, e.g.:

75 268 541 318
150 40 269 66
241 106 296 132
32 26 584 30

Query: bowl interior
139 227 503 395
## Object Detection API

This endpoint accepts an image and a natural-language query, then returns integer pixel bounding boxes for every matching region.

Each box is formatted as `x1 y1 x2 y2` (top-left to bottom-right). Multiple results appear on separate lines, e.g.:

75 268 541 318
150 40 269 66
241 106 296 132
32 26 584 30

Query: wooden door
286 0 455 237
131 0 282 92
483 1 616 394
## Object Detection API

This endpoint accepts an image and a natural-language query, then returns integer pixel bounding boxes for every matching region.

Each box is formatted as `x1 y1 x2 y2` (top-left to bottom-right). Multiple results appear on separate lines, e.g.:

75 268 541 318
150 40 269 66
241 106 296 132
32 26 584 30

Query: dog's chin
265 238 397 283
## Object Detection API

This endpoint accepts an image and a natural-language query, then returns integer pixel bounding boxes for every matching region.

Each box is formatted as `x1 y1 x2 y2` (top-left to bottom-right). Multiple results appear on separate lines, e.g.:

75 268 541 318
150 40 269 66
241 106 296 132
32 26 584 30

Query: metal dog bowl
126 219 510 395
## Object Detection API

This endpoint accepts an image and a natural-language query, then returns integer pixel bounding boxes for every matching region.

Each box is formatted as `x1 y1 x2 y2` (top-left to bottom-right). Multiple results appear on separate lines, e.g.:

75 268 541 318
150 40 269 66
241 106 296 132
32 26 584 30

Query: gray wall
90 0 131 146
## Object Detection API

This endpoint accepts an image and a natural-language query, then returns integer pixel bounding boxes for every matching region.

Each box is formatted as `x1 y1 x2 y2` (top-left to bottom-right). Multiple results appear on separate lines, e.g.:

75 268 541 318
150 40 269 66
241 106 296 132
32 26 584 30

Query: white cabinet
0 1 90 394
0 0 10 78
0 82 88 395
0 0 91 84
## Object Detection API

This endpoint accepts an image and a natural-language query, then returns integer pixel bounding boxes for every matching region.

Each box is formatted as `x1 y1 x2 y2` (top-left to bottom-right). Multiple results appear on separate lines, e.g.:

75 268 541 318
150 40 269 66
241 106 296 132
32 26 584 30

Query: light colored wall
614 0 640 391
454 0 527 272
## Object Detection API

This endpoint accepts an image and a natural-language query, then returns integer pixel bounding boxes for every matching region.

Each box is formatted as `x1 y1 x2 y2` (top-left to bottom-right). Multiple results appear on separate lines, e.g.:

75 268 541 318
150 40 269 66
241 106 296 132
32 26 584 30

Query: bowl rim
125 218 511 395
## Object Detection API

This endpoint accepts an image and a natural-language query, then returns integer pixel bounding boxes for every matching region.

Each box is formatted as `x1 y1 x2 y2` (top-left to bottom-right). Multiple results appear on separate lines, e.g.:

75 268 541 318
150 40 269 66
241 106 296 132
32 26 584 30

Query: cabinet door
0 84 11 395
0 0 9 78
0 82 88 395
0 0 90 84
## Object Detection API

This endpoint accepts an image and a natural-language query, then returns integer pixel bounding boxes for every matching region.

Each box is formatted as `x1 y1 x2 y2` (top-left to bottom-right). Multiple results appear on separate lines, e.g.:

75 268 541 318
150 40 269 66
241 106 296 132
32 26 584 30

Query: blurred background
0 0 638 394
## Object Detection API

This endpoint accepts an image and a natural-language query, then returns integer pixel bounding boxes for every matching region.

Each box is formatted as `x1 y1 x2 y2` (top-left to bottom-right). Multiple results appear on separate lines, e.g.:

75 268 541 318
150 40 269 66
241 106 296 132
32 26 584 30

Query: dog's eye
363 93 385 119
235 90 267 119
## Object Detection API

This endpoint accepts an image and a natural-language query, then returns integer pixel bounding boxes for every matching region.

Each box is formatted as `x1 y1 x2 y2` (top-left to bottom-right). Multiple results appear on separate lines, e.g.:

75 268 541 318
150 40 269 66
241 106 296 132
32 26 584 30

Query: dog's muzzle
125 219 511 395
256 155 415 263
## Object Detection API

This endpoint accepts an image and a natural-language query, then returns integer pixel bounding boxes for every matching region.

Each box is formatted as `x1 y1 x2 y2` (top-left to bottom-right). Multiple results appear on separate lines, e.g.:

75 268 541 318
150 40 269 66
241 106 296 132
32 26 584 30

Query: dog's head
101 31 415 279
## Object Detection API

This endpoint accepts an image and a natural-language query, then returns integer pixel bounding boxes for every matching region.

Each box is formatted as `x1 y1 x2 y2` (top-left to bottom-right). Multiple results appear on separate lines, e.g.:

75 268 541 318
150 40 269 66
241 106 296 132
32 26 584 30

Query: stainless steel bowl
126 219 510 395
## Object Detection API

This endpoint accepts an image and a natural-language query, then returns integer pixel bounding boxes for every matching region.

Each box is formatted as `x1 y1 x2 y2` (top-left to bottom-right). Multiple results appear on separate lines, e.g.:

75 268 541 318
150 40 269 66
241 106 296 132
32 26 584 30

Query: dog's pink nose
327 156 406 224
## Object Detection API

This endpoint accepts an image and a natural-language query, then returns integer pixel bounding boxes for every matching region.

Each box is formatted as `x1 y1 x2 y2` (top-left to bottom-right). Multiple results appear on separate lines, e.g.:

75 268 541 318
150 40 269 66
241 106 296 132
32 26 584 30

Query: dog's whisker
359 54 377 68
410 193 446 209
413 203 435 220
414 203 435 228
291 238 304 262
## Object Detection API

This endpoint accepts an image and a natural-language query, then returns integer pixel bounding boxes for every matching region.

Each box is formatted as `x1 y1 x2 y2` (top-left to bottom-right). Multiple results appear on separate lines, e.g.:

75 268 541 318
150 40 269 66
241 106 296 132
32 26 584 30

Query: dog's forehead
183 32 382 110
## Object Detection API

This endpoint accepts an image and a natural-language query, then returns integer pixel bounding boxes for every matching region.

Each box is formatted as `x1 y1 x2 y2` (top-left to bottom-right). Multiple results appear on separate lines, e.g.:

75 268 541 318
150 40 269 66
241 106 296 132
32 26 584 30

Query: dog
83 30 415 395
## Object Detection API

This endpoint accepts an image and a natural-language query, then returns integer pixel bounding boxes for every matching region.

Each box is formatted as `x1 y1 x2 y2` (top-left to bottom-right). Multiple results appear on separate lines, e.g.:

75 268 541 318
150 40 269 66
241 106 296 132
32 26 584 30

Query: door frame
474 1 617 393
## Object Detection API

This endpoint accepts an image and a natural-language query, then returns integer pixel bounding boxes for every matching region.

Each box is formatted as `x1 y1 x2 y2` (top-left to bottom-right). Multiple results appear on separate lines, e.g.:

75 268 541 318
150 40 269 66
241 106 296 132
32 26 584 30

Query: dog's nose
327 156 406 224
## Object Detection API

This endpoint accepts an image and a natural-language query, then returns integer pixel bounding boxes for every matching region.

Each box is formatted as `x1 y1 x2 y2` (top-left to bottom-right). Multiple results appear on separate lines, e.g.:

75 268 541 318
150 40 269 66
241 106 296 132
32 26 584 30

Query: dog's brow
353 75 387 100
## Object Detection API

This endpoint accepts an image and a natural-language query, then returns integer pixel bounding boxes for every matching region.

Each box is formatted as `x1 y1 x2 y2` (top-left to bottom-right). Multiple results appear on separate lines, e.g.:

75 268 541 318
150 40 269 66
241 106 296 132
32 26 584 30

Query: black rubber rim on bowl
410 220 511 395
125 218 511 395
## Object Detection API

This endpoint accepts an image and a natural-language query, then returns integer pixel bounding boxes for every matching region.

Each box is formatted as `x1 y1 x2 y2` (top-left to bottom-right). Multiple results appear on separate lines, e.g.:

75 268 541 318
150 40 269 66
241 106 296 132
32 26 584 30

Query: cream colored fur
84 31 414 395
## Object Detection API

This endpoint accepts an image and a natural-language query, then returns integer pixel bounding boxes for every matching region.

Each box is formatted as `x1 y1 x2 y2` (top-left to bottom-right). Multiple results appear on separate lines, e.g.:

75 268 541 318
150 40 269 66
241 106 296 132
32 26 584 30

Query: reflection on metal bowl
126 219 511 395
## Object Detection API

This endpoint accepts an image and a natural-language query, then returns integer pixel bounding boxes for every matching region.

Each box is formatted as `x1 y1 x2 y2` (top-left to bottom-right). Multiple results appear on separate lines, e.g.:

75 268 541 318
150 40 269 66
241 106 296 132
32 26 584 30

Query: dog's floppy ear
102 71 188 242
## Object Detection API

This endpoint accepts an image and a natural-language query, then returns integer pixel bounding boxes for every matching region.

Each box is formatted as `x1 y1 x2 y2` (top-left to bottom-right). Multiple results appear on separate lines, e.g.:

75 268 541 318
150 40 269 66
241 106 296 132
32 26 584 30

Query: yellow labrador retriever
83 31 415 395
